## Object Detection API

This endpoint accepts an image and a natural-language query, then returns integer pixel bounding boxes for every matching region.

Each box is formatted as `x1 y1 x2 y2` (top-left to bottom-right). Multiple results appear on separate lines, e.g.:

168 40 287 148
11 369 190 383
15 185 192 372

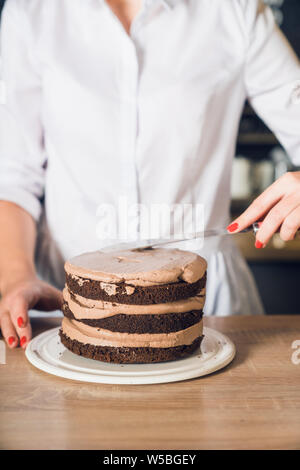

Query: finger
8 295 33 348
280 205 300 241
255 194 298 246
0 310 18 348
227 178 286 233
17 321 32 349
9 294 31 331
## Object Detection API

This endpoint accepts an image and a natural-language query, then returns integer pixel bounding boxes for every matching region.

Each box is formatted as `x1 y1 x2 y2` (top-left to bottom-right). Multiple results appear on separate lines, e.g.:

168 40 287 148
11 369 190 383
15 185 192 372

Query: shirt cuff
0 188 43 221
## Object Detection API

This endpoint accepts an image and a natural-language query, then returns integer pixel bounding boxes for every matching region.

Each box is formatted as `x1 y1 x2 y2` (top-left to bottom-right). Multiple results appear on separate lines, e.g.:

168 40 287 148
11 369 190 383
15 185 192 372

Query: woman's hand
227 171 300 248
0 277 63 349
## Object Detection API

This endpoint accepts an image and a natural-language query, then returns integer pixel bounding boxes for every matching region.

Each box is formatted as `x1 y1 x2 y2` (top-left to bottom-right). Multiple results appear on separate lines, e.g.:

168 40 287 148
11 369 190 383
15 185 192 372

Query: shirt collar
160 0 181 9
97 0 180 10
147 0 179 9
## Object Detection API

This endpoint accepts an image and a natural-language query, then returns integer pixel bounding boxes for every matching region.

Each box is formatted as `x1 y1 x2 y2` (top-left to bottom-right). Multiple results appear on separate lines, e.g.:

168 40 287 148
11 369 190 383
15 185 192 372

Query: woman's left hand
227 171 300 248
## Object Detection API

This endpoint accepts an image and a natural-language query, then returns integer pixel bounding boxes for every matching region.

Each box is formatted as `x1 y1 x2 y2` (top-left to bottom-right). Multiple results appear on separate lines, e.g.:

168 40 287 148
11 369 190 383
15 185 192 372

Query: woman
0 0 299 349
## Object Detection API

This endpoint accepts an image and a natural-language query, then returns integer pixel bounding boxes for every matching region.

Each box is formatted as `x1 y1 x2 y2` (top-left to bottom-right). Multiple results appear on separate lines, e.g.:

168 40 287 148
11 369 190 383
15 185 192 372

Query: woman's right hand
0 277 63 349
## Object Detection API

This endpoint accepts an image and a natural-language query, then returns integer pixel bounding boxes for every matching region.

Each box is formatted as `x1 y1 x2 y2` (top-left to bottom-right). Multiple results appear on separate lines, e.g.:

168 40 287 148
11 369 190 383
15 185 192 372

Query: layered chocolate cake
60 248 207 363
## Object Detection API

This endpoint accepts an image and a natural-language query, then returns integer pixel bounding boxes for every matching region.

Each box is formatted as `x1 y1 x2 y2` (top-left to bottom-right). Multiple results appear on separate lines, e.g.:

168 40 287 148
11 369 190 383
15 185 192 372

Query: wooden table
1 315 300 450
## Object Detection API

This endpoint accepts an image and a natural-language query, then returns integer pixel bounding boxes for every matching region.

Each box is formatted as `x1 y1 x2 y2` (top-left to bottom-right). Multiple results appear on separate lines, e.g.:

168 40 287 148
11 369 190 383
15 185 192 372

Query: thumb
35 284 63 311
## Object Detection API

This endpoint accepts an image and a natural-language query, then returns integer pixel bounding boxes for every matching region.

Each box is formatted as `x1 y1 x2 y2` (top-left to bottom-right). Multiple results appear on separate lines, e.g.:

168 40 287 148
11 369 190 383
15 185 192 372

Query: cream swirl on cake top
65 248 207 285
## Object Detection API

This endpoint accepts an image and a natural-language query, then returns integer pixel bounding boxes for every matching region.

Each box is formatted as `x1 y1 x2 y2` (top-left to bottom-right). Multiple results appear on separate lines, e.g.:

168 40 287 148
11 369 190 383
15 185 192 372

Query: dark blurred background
0 0 299 314
231 0 300 315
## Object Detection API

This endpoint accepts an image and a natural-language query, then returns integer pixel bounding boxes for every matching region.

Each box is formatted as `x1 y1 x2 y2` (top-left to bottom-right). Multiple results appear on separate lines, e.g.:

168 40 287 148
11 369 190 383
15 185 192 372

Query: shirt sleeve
0 0 46 221
241 0 300 166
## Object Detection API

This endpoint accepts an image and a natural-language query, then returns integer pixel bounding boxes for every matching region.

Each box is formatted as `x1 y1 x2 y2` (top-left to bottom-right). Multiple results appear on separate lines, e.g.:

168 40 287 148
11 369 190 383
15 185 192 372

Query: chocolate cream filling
63 302 203 334
61 317 203 348
60 331 203 364
66 273 206 304
63 286 205 318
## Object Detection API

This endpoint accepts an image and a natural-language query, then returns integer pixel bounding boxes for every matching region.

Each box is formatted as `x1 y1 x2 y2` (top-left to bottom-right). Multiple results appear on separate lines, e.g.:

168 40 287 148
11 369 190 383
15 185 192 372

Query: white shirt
0 0 299 316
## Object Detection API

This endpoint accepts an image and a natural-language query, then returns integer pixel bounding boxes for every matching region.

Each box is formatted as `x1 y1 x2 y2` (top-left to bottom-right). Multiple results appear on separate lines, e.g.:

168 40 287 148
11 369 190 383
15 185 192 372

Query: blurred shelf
231 198 255 216
242 103 255 116
234 232 300 263
237 133 279 145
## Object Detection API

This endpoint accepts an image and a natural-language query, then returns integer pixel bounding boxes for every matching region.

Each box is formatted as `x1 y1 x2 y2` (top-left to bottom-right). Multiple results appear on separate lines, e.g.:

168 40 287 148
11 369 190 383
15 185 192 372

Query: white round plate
25 327 236 385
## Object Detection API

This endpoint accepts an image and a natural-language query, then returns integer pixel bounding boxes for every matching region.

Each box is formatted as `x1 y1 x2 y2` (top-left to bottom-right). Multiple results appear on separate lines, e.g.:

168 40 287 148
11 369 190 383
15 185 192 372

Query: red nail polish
17 317 24 327
20 336 27 347
8 336 15 345
227 223 239 233
255 241 264 249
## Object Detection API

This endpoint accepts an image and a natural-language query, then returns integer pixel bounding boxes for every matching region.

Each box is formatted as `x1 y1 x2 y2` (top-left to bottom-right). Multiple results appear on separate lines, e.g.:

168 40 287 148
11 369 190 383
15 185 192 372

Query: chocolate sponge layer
59 329 202 364
63 302 203 334
66 272 206 305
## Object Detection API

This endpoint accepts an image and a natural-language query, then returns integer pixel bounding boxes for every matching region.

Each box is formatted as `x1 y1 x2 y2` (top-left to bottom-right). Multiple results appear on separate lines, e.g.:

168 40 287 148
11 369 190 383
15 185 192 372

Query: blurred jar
253 160 275 193
231 157 253 200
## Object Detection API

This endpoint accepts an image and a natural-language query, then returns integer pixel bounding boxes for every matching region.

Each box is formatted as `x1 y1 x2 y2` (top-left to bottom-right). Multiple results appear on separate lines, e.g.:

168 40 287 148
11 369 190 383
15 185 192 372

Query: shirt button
0 80 6 105
291 80 300 105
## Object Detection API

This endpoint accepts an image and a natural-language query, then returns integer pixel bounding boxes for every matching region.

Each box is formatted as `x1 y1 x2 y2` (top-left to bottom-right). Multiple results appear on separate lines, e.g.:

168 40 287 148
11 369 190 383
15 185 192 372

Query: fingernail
8 336 15 345
227 223 239 233
20 336 27 347
17 317 24 328
255 241 264 249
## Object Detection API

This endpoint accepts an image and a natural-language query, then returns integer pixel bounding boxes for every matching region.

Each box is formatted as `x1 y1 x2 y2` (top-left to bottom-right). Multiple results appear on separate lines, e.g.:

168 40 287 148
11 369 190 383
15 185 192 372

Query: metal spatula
101 223 261 253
